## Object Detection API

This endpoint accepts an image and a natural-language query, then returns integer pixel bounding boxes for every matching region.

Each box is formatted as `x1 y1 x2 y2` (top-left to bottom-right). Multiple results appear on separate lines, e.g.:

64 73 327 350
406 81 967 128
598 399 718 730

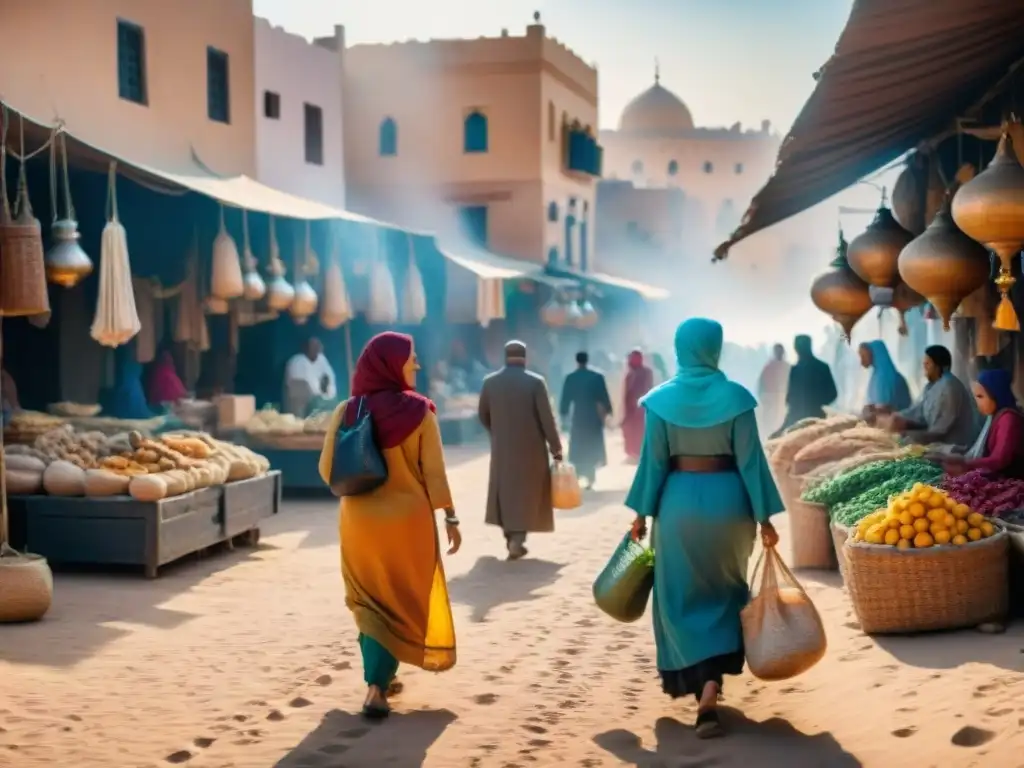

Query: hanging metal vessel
809 230 873 341
564 299 583 326
898 202 990 331
540 295 567 327
45 218 93 288
575 299 599 329
951 126 1024 331
290 280 318 324
847 198 914 288
242 268 266 301
266 257 294 311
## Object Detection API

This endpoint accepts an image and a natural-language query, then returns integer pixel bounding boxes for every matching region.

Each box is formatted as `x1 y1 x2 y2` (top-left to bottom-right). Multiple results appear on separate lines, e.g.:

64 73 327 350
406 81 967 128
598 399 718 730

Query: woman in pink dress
622 349 654 462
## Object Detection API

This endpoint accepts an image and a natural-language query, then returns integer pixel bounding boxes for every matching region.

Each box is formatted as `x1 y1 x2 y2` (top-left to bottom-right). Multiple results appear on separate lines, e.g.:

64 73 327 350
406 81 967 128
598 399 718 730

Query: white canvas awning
585 271 670 300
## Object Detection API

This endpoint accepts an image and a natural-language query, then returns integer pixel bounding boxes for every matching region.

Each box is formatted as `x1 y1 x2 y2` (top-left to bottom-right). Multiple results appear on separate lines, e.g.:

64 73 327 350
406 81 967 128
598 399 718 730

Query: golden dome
618 75 694 134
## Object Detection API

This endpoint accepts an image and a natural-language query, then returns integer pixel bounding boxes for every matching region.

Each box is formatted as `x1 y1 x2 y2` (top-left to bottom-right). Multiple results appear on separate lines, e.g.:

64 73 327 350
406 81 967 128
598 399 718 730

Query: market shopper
559 351 613 489
884 345 979 448
478 340 563 560
622 349 655 462
860 340 912 417
776 335 837 436
284 336 338 417
318 331 461 720
625 318 783 739
942 368 1024 479
756 343 790 436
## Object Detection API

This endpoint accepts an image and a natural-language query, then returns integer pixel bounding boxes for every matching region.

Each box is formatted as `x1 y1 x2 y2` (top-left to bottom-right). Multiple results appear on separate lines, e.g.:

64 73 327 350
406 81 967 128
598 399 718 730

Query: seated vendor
1 367 20 425
859 340 911 418
882 345 979 448
283 336 337 417
943 369 1024 479
146 349 188 409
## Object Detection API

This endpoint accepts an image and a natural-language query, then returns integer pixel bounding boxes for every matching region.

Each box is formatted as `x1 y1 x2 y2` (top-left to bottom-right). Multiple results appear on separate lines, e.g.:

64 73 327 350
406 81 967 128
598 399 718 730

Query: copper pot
810 232 872 340
847 204 914 288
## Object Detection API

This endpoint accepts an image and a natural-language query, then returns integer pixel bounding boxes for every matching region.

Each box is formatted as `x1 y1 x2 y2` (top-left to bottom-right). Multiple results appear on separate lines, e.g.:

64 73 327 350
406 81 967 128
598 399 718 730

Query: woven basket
844 530 1009 634
831 523 849 581
0 552 53 623
788 500 837 570
0 201 49 318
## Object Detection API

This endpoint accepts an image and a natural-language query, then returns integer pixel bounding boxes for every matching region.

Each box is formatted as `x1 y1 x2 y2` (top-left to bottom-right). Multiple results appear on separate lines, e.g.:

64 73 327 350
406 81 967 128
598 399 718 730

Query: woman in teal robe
625 318 783 739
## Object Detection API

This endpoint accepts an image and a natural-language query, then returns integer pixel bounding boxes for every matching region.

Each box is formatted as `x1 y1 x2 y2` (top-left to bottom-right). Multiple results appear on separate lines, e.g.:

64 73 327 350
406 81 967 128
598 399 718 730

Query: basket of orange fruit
844 482 1009 634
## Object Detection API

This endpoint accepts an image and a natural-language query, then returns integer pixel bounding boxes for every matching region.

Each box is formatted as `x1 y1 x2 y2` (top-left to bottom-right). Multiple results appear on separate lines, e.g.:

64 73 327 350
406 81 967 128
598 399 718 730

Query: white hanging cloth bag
366 230 398 324
90 162 141 347
401 233 427 324
319 238 352 330
210 203 244 299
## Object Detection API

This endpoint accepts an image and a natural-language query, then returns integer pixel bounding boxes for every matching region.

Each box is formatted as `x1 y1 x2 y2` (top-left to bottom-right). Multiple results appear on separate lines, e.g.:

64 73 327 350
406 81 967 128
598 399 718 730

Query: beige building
343 14 601 270
0 0 256 176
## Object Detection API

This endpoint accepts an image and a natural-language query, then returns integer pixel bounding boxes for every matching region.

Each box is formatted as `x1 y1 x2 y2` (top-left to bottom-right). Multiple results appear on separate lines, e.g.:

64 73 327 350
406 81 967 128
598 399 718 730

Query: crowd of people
318 323 1023 736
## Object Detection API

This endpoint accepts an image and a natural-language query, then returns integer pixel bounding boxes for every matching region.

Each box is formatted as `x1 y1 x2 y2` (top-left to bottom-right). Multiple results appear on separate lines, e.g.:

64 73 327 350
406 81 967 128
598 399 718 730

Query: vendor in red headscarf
146 349 188 409
943 368 1024 479
622 349 654 463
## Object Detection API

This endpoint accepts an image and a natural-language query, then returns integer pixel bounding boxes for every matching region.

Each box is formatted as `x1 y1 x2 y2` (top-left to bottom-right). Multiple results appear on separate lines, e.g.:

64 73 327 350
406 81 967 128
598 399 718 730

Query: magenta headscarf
147 351 187 404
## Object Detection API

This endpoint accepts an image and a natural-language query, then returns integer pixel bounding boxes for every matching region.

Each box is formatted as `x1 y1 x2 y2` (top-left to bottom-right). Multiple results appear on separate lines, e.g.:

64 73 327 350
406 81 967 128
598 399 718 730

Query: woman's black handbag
329 397 388 496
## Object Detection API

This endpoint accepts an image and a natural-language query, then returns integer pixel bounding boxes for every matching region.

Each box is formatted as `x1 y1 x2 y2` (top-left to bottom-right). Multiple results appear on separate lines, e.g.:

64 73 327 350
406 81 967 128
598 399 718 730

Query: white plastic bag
740 545 827 681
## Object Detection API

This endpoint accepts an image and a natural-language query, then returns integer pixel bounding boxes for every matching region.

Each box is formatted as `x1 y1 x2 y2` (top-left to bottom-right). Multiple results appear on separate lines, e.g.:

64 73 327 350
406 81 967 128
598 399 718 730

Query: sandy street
1 436 1024 768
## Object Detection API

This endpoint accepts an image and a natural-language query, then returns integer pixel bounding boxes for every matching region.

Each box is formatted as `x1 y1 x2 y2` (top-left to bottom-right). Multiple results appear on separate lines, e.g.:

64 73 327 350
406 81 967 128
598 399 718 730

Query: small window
264 91 280 119
379 117 397 156
117 20 147 105
667 159 679 176
548 101 556 142
631 160 643 175
207 47 230 124
703 161 714 174
547 202 559 223
463 110 488 153
304 103 324 166
735 162 744 174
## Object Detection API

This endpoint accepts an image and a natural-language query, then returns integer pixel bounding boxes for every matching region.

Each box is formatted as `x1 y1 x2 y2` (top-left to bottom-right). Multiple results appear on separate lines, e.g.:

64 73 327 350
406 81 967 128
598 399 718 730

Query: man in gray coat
479 340 563 560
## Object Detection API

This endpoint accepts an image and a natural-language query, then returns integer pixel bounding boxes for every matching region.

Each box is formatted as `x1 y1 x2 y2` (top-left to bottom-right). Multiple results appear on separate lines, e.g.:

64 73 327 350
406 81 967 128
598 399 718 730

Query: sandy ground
2 436 1024 768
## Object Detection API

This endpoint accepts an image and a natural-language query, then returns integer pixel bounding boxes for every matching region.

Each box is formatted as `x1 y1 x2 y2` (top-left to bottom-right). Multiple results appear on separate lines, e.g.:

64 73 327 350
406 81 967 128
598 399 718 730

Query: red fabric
349 331 436 449
147 352 187 404
965 409 1024 479
622 352 654 458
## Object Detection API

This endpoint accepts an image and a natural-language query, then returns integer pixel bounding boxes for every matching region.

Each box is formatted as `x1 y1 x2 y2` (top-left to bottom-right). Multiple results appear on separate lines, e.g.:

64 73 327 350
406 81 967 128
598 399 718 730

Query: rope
61 132 75 222
15 113 36 219
105 160 119 222
1 103 10 222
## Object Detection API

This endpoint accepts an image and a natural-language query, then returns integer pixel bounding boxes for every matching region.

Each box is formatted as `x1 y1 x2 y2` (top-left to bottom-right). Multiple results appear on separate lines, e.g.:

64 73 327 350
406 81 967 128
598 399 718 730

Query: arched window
667 159 679 176
631 160 643 175
547 202 559 222
703 161 714 174
378 117 397 156
463 110 488 153
548 101 556 141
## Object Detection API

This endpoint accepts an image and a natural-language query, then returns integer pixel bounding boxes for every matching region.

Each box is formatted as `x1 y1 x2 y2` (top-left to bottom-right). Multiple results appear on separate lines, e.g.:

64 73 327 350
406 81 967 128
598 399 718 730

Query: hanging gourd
319 238 352 330
564 296 583 326
265 216 294 312
809 229 872 341
401 233 427 324
0 110 49 318
90 162 141 347
891 155 927 235
952 125 1024 331
898 199 990 331
847 189 914 288
289 222 319 324
210 203 244 300
366 229 398 324
240 210 266 301
44 132 93 289
575 296 599 329
540 293 568 327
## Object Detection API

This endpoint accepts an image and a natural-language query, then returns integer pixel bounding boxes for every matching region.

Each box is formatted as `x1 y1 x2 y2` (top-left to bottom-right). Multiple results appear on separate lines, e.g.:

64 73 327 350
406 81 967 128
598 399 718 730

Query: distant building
0 0 257 176
342 14 601 269
254 19 346 207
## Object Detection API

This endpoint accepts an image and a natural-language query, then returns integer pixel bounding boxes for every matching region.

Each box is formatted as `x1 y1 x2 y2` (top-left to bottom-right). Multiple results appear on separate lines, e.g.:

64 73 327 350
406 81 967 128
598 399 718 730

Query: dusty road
1 437 1023 768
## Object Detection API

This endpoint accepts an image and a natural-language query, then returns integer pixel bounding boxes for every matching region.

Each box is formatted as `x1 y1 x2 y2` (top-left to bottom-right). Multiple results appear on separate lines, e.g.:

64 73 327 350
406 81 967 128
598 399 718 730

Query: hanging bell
575 298 599 329
45 218 93 288
540 295 567 326
243 269 266 301
290 280 318 324
266 273 295 311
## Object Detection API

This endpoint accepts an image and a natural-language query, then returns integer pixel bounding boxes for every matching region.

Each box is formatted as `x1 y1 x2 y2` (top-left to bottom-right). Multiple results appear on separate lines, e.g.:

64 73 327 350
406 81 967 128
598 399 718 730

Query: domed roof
618 75 694 134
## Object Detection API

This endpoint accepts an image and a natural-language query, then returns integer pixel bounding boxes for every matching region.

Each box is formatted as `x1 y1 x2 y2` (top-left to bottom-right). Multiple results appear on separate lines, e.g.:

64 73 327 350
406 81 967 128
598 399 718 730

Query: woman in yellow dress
319 331 462 719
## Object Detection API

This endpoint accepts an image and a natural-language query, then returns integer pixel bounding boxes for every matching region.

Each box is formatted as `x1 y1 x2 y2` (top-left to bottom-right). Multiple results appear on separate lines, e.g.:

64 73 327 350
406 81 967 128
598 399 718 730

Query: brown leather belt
671 455 736 473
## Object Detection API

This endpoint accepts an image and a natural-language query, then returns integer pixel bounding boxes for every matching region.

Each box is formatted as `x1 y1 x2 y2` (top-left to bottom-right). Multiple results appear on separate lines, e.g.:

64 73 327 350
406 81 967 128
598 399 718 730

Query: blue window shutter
207 47 230 123
463 111 488 153
564 214 576 267
379 118 397 156
117 21 146 104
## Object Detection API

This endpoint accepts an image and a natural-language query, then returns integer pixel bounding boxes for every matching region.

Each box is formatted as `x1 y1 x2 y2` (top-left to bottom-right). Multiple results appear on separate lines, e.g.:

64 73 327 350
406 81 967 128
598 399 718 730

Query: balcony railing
565 129 603 177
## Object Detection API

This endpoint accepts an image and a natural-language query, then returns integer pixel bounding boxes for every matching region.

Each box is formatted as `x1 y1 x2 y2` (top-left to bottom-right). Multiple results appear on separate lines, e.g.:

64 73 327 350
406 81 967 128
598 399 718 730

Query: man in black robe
775 334 837 436
559 351 612 489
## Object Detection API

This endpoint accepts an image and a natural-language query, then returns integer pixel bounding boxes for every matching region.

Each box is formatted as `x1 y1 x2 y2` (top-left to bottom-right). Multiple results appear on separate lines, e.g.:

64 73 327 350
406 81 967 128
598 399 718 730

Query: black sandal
695 710 724 739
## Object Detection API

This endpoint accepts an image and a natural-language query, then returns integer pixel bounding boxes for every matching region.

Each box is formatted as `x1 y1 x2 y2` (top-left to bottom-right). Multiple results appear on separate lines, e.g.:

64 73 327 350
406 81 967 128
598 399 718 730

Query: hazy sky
252 0 854 133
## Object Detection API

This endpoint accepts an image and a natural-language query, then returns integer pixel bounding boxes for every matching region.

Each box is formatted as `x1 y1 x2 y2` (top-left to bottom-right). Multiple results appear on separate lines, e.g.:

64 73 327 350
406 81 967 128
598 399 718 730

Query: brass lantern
810 230 873 341
847 192 914 288
951 125 1024 331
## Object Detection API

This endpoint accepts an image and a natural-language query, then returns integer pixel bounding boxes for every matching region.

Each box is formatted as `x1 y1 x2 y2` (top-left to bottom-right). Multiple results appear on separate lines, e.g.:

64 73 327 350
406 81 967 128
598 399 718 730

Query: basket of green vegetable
593 533 655 623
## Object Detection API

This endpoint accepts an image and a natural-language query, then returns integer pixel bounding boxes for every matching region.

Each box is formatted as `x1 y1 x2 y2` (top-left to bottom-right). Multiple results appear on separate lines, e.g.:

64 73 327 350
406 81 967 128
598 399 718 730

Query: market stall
242 407 330 492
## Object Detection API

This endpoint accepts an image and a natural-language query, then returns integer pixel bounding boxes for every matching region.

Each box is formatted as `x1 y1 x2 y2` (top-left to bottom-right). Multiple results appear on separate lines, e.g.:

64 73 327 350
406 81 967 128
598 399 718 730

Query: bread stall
4 427 280 578
241 407 329 492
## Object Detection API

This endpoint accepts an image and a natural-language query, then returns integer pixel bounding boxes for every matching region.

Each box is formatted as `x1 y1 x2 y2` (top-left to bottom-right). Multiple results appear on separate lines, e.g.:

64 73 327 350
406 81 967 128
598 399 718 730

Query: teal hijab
641 318 757 428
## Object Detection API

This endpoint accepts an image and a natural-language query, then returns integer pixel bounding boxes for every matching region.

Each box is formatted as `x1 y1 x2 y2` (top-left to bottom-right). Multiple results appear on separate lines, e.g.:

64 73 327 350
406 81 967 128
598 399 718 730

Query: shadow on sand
447 555 564 622
873 624 1024 673
274 708 456 768
595 709 860 767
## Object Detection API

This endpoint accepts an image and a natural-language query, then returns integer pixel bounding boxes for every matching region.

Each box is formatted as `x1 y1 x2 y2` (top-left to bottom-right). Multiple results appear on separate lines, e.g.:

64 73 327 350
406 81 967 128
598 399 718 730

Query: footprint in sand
192 737 216 749
986 707 1013 717
892 727 917 738
474 693 499 705
952 726 995 747
315 674 333 686
289 697 313 708
266 710 285 722
523 724 548 735
165 750 193 764
332 661 352 671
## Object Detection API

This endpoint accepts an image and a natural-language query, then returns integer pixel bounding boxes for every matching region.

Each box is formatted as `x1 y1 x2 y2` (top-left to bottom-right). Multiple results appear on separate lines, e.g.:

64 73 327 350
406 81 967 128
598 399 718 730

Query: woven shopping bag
593 532 654 623
740 545 827 681
551 460 582 510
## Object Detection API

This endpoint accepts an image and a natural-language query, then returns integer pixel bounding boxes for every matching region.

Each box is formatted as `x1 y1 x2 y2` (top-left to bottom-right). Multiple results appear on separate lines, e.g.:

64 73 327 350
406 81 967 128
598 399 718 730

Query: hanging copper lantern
952 125 1024 331
810 230 872 341
898 201 990 331
847 191 914 288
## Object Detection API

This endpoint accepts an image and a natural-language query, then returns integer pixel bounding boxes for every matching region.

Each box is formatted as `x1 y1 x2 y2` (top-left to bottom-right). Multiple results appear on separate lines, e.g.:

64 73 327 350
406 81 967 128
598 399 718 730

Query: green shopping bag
593 532 655 623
